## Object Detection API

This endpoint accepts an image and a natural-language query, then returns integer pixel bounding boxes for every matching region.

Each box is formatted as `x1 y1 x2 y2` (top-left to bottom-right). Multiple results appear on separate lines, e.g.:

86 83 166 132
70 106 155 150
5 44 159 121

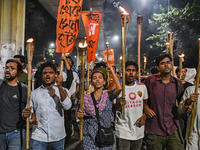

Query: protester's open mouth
95 82 101 86
5 72 10 77
45 77 51 82
165 68 170 71
129 76 133 79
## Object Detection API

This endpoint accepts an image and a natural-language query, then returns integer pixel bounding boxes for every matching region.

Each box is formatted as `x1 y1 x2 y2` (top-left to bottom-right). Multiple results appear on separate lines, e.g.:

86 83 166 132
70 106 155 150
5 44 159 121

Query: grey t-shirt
0 81 27 133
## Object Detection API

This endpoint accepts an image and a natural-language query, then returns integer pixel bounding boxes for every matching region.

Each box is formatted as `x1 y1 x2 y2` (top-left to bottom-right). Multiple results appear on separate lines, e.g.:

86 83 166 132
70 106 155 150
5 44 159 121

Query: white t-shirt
69 71 80 95
62 71 80 95
179 86 200 138
115 82 148 140
62 71 67 82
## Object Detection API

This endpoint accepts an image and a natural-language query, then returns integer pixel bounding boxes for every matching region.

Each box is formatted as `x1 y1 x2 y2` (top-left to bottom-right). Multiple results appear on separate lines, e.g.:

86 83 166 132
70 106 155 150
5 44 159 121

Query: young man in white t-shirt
115 61 148 150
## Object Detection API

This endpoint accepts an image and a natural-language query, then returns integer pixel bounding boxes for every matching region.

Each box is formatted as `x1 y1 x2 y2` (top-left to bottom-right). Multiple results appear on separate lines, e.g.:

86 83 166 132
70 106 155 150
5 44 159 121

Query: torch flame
178 53 185 58
144 56 147 63
78 40 87 48
26 38 34 43
119 6 129 15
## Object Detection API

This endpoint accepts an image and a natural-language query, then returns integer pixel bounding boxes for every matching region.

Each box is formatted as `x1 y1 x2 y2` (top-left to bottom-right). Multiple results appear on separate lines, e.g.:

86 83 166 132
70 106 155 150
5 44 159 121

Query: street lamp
113 35 119 41
50 42 55 48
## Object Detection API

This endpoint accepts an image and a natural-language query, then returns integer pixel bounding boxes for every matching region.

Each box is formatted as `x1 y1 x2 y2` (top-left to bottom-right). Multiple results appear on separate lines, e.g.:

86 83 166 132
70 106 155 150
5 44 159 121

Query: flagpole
106 42 110 87
60 53 65 76
87 62 90 93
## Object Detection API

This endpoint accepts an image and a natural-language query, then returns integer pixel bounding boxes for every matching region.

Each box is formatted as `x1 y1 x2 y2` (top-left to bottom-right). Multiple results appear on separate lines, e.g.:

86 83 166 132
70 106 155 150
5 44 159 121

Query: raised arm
108 66 122 95
56 75 68 102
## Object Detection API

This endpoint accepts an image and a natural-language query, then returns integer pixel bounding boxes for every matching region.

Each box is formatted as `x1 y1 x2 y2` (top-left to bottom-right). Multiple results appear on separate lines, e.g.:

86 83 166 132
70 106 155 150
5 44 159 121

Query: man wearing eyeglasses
143 54 184 150
0 59 27 150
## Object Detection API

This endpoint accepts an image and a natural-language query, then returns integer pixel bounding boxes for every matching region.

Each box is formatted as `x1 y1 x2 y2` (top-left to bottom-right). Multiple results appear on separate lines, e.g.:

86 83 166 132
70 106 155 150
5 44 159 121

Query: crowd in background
0 53 199 150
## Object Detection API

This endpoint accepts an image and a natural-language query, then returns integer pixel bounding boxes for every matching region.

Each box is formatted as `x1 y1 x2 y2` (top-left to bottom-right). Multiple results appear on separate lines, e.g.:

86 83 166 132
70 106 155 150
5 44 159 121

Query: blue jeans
0 129 25 150
30 138 65 150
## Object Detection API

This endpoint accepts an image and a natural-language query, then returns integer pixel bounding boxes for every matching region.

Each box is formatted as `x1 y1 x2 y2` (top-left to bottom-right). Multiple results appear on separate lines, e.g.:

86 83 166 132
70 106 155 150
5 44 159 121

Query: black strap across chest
91 92 101 127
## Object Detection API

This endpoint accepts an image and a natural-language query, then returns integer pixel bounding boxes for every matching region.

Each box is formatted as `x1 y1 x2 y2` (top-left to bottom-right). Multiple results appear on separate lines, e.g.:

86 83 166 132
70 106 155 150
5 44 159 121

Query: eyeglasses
3 66 17 71
159 61 172 66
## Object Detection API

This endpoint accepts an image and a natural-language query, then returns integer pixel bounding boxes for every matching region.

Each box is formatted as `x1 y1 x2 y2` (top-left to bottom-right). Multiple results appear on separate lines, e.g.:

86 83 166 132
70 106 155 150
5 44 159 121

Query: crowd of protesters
0 53 199 150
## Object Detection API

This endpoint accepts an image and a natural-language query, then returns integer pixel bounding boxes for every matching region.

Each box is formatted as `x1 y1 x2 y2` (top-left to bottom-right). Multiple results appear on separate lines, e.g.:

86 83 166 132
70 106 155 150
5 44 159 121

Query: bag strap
91 92 101 127
17 82 23 149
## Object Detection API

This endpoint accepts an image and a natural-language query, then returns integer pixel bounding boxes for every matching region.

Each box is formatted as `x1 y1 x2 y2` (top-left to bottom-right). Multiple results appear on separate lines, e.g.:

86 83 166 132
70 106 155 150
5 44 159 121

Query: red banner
81 11 102 63
103 49 115 66
56 0 83 53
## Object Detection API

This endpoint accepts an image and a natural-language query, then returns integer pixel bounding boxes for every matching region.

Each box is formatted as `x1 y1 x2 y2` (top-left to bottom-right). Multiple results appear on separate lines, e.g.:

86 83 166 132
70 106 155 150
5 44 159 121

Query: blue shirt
30 84 72 142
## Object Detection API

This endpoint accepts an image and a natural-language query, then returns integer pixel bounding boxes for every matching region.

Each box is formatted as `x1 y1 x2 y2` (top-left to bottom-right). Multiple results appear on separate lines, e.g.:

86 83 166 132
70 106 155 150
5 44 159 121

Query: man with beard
178 75 200 149
0 59 27 150
176 67 193 90
13 55 28 85
61 55 80 139
115 61 148 150
144 54 185 150
175 67 193 146
23 62 72 150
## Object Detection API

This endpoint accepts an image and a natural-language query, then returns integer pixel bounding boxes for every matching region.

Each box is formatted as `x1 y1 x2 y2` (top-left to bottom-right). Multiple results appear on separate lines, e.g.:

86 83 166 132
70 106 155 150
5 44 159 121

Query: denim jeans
0 129 25 150
30 138 65 150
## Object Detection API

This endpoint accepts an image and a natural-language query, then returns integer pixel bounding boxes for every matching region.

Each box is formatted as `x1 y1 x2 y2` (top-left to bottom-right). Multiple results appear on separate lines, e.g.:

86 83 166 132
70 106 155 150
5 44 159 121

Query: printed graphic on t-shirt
125 91 142 108
125 100 142 108
137 91 142 97
129 92 136 100
12 95 18 99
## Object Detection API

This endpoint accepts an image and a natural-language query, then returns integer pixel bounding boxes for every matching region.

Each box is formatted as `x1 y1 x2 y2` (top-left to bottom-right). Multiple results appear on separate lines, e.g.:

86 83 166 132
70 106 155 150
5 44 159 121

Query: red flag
103 49 115 66
81 11 102 63
56 0 83 53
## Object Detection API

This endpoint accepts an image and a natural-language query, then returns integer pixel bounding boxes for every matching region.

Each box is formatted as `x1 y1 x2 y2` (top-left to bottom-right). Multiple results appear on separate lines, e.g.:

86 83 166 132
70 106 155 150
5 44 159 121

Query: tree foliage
146 0 200 67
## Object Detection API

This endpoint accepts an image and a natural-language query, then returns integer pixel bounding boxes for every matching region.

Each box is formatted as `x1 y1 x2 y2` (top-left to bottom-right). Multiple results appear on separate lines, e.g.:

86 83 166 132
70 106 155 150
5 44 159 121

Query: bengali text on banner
81 11 102 63
56 0 83 53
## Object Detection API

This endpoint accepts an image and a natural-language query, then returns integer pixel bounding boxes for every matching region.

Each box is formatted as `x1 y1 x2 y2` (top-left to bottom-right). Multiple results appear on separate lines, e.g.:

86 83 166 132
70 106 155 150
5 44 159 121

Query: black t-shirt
0 81 27 133
34 67 43 89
